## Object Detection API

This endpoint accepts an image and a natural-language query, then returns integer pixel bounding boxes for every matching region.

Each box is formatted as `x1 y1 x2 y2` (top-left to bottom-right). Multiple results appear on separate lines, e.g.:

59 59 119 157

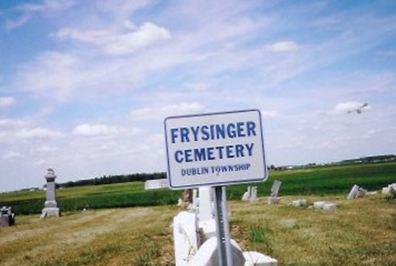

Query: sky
0 0 395 192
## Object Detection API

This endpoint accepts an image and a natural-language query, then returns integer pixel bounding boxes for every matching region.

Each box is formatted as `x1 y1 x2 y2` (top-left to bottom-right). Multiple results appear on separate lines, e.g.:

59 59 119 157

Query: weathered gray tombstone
347 184 359 199
347 184 367 199
0 206 15 227
242 186 258 202
41 168 60 217
250 186 258 202
268 180 281 204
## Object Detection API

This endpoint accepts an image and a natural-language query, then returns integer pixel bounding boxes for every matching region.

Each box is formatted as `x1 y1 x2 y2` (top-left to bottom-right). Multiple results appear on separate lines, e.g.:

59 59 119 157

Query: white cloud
268 41 299 52
130 102 205 120
72 123 119 137
0 97 16 107
3 151 22 160
334 101 371 114
0 118 24 128
56 21 171 55
261 110 278 118
35 145 58 153
17 52 82 101
16 127 64 139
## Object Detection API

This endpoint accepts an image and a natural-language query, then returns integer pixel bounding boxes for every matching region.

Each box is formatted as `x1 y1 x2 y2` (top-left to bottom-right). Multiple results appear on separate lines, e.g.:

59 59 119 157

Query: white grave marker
41 168 60 217
144 179 168 190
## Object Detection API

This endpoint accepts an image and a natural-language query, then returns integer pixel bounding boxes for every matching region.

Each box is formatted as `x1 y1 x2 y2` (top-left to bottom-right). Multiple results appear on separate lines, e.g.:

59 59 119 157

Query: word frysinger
164 110 267 189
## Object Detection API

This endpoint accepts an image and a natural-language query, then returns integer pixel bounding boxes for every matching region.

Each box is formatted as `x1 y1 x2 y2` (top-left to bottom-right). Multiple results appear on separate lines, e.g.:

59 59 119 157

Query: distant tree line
337 154 396 165
59 172 166 188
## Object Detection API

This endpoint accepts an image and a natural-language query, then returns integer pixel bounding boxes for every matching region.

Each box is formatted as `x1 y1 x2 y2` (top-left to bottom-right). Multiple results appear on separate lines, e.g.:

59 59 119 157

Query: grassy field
0 195 394 265
1 162 396 214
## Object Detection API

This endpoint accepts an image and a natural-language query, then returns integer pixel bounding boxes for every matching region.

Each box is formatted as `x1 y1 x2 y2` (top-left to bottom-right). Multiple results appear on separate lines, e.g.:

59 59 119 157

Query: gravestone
382 183 396 200
41 168 60 217
242 186 252 201
250 186 257 202
0 206 15 227
291 199 307 207
268 180 281 204
144 179 168 190
241 186 258 202
172 185 277 265
313 201 337 211
382 183 396 195
347 184 367 199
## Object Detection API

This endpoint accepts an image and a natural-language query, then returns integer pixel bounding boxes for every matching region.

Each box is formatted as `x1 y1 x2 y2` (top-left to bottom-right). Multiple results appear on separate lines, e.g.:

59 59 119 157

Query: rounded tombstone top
45 168 56 182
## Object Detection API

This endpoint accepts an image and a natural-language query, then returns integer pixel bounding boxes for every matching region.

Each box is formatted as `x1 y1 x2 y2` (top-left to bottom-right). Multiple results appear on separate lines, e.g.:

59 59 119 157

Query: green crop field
1 162 395 215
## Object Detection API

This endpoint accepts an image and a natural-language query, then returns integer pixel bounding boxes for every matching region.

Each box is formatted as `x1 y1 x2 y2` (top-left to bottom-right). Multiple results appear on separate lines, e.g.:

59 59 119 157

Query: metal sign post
214 186 233 266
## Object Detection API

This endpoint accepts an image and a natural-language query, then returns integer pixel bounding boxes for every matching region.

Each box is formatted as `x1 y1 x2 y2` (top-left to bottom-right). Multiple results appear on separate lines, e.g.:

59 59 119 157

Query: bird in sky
347 102 369 114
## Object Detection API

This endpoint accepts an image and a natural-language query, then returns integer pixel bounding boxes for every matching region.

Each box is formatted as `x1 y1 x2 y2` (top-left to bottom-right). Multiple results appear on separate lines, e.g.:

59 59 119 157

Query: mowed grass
0 195 394 265
1 162 395 214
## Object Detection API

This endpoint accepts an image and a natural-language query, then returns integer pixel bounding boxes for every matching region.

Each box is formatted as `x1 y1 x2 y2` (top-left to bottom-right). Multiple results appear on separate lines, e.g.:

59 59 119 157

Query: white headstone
173 211 199 265
144 179 168 190
382 183 396 195
250 187 257 202
242 186 251 201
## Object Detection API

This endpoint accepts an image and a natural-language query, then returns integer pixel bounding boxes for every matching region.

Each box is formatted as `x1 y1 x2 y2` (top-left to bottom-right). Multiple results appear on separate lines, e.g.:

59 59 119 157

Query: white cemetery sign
164 110 267 189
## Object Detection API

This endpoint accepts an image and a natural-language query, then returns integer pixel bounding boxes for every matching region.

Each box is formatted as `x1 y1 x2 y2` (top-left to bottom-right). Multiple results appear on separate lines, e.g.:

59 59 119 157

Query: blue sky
0 0 395 192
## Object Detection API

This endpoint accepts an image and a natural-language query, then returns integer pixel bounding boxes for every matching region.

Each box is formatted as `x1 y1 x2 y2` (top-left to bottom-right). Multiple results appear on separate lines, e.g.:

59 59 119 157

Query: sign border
164 109 268 189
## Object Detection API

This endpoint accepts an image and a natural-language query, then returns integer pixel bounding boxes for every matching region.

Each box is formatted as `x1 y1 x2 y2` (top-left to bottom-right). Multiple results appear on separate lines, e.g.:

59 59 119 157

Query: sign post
214 186 233 266
164 109 267 265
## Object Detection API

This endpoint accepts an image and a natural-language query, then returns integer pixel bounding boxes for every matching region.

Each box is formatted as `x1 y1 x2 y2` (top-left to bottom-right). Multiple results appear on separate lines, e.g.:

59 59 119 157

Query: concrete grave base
41 207 60 218
291 199 307 207
243 251 278 266
187 237 246 266
267 197 280 204
313 201 337 211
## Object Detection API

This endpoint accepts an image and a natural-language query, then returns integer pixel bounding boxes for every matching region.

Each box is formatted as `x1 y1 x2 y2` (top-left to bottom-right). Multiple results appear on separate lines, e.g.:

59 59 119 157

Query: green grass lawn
0 195 395 265
1 162 395 215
